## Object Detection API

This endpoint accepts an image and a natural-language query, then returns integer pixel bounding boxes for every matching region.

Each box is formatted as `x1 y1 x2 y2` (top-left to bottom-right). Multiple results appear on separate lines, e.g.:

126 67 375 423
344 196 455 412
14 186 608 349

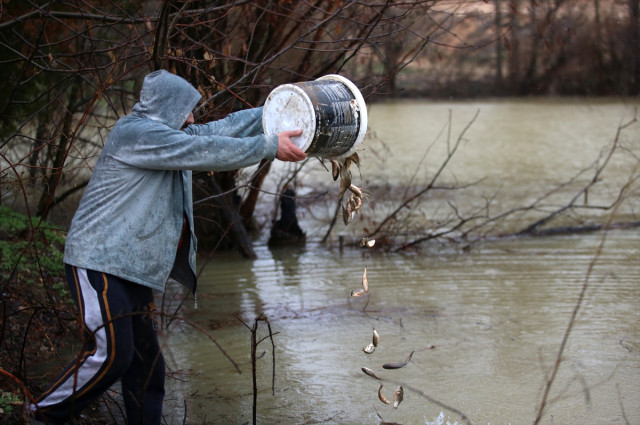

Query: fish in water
378 384 390 405
363 342 375 354
361 367 382 380
382 351 414 369
372 328 380 347
393 385 403 409
361 266 369 292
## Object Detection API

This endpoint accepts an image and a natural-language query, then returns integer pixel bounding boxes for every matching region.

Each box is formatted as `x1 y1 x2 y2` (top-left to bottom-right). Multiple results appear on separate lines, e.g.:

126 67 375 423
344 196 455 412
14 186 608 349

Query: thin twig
532 163 636 424
368 109 480 239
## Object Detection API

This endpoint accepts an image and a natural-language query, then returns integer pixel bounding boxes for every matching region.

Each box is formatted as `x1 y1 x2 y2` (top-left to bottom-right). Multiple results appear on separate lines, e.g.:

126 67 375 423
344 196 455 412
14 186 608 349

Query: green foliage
0 391 22 416
0 206 66 289
0 209 74 425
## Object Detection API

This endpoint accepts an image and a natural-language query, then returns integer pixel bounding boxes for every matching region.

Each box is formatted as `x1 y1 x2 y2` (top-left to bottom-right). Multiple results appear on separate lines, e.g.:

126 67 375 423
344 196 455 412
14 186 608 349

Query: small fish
343 157 352 172
348 184 363 198
363 342 375 354
361 367 381 380
338 178 348 199
343 199 356 224
378 384 390 405
348 196 358 212
360 237 376 248
351 288 365 297
348 194 362 213
347 151 360 168
330 159 340 181
353 195 362 211
382 351 414 369
372 328 380 347
340 167 352 187
393 385 404 409
342 204 350 225
361 266 369 292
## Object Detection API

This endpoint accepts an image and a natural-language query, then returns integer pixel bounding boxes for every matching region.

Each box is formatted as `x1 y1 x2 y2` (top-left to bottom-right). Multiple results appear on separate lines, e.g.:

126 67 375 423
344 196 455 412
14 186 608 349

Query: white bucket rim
262 74 367 159
262 83 318 153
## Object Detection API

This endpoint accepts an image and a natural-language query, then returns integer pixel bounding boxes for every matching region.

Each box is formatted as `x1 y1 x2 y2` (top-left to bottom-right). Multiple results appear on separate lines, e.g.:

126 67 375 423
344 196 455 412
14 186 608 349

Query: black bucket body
263 75 367 159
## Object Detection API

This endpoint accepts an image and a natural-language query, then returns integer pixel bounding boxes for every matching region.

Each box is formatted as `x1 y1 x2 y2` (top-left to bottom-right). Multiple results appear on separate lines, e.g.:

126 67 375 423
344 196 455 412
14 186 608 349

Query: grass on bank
0 206 75 424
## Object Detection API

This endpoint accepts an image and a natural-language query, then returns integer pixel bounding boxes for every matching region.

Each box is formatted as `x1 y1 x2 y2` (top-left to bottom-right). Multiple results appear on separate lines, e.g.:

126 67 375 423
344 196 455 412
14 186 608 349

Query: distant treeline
0 0 637 232
356 0 640 98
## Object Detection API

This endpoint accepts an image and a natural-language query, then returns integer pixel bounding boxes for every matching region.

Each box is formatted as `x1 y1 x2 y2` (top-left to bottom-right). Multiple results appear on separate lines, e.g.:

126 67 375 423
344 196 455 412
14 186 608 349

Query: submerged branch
368 109 480 240
518 115 638 235
367 109 639 251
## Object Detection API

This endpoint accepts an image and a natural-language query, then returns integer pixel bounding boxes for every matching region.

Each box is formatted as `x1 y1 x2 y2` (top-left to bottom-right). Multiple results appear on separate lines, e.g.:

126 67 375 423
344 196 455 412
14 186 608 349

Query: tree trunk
36 85 78 219
507 0 520 93
239 159 272 231
495 0 504 89
194 172 257 259
629 0 640 94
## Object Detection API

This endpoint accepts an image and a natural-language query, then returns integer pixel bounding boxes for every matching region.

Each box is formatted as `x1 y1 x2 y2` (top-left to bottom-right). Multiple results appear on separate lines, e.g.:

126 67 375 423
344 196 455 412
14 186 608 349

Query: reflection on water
161 99 639 424
162 229 639 425
257 97 639 241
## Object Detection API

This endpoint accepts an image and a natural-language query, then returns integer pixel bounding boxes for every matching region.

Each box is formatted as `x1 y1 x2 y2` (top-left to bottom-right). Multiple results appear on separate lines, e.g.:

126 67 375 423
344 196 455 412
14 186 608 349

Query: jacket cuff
265 134 278 160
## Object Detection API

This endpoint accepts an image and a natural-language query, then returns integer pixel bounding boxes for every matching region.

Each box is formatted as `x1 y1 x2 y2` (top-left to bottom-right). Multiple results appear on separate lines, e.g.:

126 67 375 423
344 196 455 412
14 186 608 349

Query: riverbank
0 208 75 424
370 73 640 100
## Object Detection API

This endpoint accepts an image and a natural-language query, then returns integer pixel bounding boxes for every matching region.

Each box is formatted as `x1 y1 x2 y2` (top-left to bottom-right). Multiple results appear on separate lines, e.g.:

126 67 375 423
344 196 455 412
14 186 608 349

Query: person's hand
276 129 307 162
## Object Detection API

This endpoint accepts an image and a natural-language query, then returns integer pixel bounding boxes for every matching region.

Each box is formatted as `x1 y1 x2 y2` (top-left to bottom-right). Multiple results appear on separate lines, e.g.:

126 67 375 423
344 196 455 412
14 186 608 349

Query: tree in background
0 0 437 256
0 0 637 255
418 0 639 97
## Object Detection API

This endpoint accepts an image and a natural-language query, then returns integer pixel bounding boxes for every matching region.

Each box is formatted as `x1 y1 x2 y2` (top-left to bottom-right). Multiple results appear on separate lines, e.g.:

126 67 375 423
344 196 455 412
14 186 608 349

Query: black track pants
32 265 165 425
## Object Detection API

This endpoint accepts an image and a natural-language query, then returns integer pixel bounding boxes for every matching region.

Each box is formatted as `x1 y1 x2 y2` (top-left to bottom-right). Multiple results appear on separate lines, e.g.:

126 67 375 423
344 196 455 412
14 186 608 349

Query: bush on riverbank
0 206 76 423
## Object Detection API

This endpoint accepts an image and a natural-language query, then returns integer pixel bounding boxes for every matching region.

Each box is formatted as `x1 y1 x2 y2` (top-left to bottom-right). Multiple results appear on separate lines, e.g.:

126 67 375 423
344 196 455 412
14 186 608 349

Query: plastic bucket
262 75 367 159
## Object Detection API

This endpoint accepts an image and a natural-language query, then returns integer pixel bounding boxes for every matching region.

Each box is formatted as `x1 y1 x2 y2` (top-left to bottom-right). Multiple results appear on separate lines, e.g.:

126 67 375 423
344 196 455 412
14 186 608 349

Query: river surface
160 98 639 425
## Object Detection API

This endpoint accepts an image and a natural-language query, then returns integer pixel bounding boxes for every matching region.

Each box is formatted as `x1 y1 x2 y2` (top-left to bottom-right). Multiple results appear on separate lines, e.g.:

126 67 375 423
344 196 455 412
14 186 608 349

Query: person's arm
110 122 276 171
185 107 306 161
185 107 306 162
109 118 304 172
184 108 264 138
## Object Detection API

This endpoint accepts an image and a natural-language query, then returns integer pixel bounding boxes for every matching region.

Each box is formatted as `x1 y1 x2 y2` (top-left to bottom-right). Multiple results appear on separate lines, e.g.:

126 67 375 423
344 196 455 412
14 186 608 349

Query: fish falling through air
350 265 370 298
393 385 404 409
261 75 370 226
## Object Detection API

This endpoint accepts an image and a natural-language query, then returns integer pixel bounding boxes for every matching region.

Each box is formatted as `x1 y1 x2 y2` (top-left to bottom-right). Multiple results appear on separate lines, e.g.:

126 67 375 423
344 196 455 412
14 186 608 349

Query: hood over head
132 70 202 129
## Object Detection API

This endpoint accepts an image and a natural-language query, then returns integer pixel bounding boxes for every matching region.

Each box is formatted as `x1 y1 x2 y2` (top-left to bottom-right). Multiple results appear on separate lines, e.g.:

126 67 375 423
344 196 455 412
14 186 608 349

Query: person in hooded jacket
30 70 306 425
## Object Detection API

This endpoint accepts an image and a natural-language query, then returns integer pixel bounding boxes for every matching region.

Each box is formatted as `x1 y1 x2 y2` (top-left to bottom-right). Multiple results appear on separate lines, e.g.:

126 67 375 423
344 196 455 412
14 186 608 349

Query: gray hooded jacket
63 70 278 292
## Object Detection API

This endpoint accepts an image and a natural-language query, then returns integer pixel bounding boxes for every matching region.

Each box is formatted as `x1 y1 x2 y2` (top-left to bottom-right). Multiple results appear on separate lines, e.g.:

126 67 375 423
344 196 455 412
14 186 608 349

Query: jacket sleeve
107 113 278 172
184 107 265 138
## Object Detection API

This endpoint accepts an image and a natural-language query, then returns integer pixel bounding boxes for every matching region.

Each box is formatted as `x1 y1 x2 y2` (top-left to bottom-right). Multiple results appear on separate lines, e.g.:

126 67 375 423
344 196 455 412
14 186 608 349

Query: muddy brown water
159 98 639 425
